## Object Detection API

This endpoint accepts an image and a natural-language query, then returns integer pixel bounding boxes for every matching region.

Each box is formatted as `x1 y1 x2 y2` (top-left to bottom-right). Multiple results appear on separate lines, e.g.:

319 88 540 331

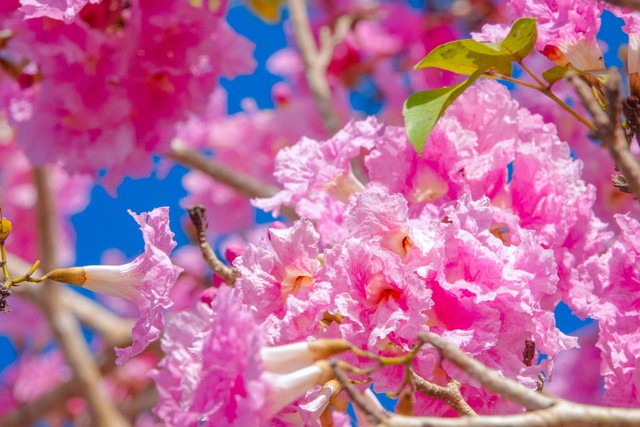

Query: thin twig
567 69 640 201
167 141 299 220
410 370 477 417
417 332 555 411
287 0 352 134
32 166 130 427
331 361 389 425
186 205 239 286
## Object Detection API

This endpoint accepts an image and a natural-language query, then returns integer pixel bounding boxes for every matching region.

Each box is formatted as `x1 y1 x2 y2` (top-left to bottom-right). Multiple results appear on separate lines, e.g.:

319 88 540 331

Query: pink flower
546 324 604 405
234 219 331 344
0 351 71 417
108 208 182 364
46 207 183 364
0 137 92 266
152 287 335 426
568 215 640 405
6 0 255 190
255 117 378 217
507 0 604 70
322 236 432 355
19 0 100 23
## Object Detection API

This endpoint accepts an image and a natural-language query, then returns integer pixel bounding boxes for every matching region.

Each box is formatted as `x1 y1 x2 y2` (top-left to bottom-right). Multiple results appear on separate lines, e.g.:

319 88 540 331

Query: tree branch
417 332 555 411
410 370 477 417
332 361 389 425
186 205 239 286
32 166 130 427
287 0 352 135
334 333 640 427
167 141 299 220
567 69 640 201
380 401 640 427
599 0 640 11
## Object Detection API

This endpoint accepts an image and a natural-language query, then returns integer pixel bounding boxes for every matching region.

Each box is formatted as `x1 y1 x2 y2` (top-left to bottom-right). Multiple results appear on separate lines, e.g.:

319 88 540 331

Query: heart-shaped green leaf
403 71 483 154
499 18 537 60
414 39 513 76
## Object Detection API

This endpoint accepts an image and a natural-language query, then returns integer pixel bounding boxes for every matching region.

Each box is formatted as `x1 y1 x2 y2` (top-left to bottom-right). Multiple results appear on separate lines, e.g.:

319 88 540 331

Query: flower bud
45 267 87 286
0 217 12 243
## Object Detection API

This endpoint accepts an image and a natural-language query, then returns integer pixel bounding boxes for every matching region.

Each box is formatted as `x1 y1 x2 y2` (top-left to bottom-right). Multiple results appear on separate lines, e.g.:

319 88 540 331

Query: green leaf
403 71 483 155
414 39 513 76
542 66 569 85
499 18 537 60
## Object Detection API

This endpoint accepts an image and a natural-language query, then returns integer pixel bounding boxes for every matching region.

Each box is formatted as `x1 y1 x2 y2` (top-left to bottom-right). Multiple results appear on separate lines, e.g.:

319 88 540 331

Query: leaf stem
484 72 540 90
517 59 597 131
489 65 596 131
0 243 9 285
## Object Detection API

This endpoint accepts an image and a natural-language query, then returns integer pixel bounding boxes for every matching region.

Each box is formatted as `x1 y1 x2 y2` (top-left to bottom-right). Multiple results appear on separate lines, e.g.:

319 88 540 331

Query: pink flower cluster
2 0 255 190
5 0 640 424
153 286 341 426
152 79 620 423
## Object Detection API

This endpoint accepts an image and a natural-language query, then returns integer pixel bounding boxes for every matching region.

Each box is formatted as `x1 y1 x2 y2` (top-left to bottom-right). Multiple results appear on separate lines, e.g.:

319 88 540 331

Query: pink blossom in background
19 0 100 23
0 351 71 418
0 294 50 349
0 136 92 266
4 0 255 190
546 323 604 405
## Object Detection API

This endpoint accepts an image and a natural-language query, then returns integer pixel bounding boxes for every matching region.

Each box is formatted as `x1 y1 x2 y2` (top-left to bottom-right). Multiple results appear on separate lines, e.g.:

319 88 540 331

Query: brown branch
599 0 640 11
380 401 640 427
119 386 159 418
410 370 477 417
567 69 640 201
186 205 239 286
62 288 134 346
169 140 278 199
377 333 640 426
417 332 555 411
287 0 352 135
32 166 130 427
331 361 389 425
167 141 299 220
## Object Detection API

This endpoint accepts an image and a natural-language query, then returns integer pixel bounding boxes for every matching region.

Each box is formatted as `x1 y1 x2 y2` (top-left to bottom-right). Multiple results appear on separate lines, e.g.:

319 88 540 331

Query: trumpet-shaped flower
47 207 182 365
109 208 182 364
